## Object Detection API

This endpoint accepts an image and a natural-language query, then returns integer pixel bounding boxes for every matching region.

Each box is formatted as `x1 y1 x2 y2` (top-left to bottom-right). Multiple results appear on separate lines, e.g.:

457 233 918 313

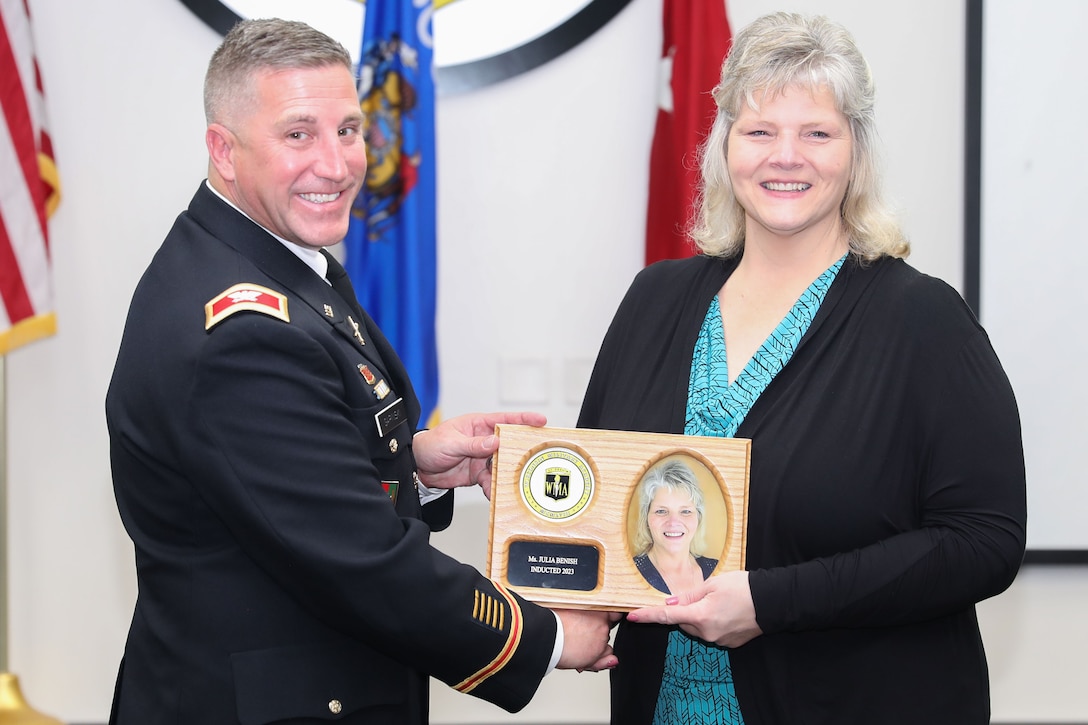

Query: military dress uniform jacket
106 183 556 725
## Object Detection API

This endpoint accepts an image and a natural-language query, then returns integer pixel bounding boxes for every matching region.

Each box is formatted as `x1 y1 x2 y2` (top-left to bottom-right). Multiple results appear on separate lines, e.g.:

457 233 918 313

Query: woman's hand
626 570 763 648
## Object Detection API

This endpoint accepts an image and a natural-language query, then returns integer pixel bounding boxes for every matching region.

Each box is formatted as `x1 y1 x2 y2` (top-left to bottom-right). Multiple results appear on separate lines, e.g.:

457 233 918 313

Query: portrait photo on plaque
627 455 729 596
486 425 749 611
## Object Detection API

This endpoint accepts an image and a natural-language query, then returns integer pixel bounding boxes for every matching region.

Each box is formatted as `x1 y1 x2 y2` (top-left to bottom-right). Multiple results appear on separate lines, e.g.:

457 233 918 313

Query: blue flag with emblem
346 0 439 427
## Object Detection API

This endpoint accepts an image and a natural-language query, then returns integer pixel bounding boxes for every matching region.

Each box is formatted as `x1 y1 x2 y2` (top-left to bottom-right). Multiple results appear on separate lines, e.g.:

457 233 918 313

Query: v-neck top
687 255 847 438
652 255 846 725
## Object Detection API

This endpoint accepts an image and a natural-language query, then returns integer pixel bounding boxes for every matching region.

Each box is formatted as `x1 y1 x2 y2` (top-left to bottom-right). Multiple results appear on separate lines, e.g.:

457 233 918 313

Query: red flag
0 0 60 354
645 0 731 265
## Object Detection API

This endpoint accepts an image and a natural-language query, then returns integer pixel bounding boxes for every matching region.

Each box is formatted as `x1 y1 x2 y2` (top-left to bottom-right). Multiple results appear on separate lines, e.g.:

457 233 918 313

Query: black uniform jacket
578 253 1026 725
106 184 556 725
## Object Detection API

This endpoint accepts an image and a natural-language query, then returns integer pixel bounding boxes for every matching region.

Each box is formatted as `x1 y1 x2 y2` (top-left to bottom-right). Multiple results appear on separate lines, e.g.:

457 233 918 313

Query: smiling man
105 18 615 725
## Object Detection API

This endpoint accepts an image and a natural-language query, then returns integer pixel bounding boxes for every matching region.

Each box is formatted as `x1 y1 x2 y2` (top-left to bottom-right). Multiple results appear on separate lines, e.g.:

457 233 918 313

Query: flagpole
1 357 8 674
0 359 63 725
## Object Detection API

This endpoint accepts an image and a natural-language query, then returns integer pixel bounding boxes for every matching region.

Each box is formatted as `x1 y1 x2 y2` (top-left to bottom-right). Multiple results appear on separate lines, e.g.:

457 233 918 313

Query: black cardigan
578 254 1026 725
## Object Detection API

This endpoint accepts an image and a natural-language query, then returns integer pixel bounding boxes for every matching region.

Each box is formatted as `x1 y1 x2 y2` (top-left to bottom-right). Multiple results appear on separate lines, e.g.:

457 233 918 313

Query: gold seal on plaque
520 447 593 521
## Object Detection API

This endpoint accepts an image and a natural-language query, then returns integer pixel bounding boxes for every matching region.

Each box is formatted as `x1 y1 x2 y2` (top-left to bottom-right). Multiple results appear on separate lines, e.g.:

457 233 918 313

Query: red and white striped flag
1 0 59 354
645 0 731 265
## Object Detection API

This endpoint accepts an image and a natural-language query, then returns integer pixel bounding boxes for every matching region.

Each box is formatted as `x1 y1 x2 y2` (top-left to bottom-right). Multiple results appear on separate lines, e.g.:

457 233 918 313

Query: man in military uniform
106 18 615 725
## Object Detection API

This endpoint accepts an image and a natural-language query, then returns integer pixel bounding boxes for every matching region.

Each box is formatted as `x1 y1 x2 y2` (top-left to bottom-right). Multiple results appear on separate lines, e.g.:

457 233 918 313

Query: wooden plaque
486 424 750 611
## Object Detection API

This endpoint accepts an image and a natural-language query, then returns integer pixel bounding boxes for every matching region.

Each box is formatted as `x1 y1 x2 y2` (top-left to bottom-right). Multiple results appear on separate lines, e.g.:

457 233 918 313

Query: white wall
979 0 1088 552
3 0 1083 722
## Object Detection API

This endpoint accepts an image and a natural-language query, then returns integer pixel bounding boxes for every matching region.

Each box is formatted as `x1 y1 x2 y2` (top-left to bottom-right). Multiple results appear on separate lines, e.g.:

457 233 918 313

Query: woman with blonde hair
579 11 1025 724
631 460 718 595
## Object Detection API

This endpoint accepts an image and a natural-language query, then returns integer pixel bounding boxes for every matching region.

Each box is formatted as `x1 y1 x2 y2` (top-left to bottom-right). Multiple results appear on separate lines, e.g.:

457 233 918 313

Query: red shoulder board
205 284 290 330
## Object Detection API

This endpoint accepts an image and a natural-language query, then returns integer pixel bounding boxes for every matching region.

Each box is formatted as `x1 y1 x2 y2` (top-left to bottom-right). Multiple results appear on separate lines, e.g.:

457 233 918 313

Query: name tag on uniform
375 398 408 438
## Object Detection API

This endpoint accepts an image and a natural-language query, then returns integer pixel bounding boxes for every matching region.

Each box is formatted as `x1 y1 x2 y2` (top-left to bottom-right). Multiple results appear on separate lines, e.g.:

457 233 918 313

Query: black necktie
321 250 364 319
321 250 392 385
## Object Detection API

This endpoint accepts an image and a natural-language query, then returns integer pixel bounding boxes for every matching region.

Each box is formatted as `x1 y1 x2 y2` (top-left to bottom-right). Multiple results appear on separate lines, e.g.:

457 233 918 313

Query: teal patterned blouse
652 254 846 725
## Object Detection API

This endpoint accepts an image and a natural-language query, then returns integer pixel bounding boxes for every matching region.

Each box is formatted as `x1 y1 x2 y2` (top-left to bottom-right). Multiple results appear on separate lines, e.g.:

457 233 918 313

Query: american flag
1 0 59 354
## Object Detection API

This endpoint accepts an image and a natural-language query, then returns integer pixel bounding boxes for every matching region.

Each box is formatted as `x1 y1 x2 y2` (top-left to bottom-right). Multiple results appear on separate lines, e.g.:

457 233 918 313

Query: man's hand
626 570 762 648
555 609 620 672
413 412 546 497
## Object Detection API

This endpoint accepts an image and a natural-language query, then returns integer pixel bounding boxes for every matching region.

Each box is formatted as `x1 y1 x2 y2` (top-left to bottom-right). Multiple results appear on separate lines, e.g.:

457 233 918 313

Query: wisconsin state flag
645 0 731 265
346 0 439 426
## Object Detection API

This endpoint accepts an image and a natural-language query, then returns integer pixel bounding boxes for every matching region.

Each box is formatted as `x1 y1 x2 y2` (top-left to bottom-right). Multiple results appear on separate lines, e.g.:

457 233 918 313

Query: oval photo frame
625 450 731 584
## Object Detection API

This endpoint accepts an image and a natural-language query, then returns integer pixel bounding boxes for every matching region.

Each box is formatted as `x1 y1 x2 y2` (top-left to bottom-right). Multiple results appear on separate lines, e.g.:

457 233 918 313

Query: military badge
204 284 289 330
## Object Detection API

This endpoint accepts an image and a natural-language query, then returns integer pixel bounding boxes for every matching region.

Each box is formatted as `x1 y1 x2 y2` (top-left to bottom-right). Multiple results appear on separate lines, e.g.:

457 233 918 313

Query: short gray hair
204 18 354 125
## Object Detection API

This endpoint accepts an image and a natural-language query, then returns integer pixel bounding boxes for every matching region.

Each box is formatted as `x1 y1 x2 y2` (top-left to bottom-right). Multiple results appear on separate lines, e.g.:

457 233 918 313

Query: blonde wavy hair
691 12 908 261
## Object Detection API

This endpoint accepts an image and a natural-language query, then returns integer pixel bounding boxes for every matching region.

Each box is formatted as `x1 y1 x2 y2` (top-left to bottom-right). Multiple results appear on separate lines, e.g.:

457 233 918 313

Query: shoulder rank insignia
205 284 290 330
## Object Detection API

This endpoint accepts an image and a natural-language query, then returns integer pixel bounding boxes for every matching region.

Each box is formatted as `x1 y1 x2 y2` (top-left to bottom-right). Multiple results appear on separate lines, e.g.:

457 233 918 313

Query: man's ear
206 123 237 182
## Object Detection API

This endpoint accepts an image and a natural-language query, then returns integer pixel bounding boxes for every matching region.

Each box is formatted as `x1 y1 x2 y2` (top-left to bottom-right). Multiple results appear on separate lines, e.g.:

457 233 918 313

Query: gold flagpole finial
0 673 64 724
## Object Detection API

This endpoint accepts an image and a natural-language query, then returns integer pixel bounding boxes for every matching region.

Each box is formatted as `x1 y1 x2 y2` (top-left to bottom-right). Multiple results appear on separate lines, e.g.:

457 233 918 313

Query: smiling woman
175 0 634 93
630 457 720 596
578 12 1026 724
